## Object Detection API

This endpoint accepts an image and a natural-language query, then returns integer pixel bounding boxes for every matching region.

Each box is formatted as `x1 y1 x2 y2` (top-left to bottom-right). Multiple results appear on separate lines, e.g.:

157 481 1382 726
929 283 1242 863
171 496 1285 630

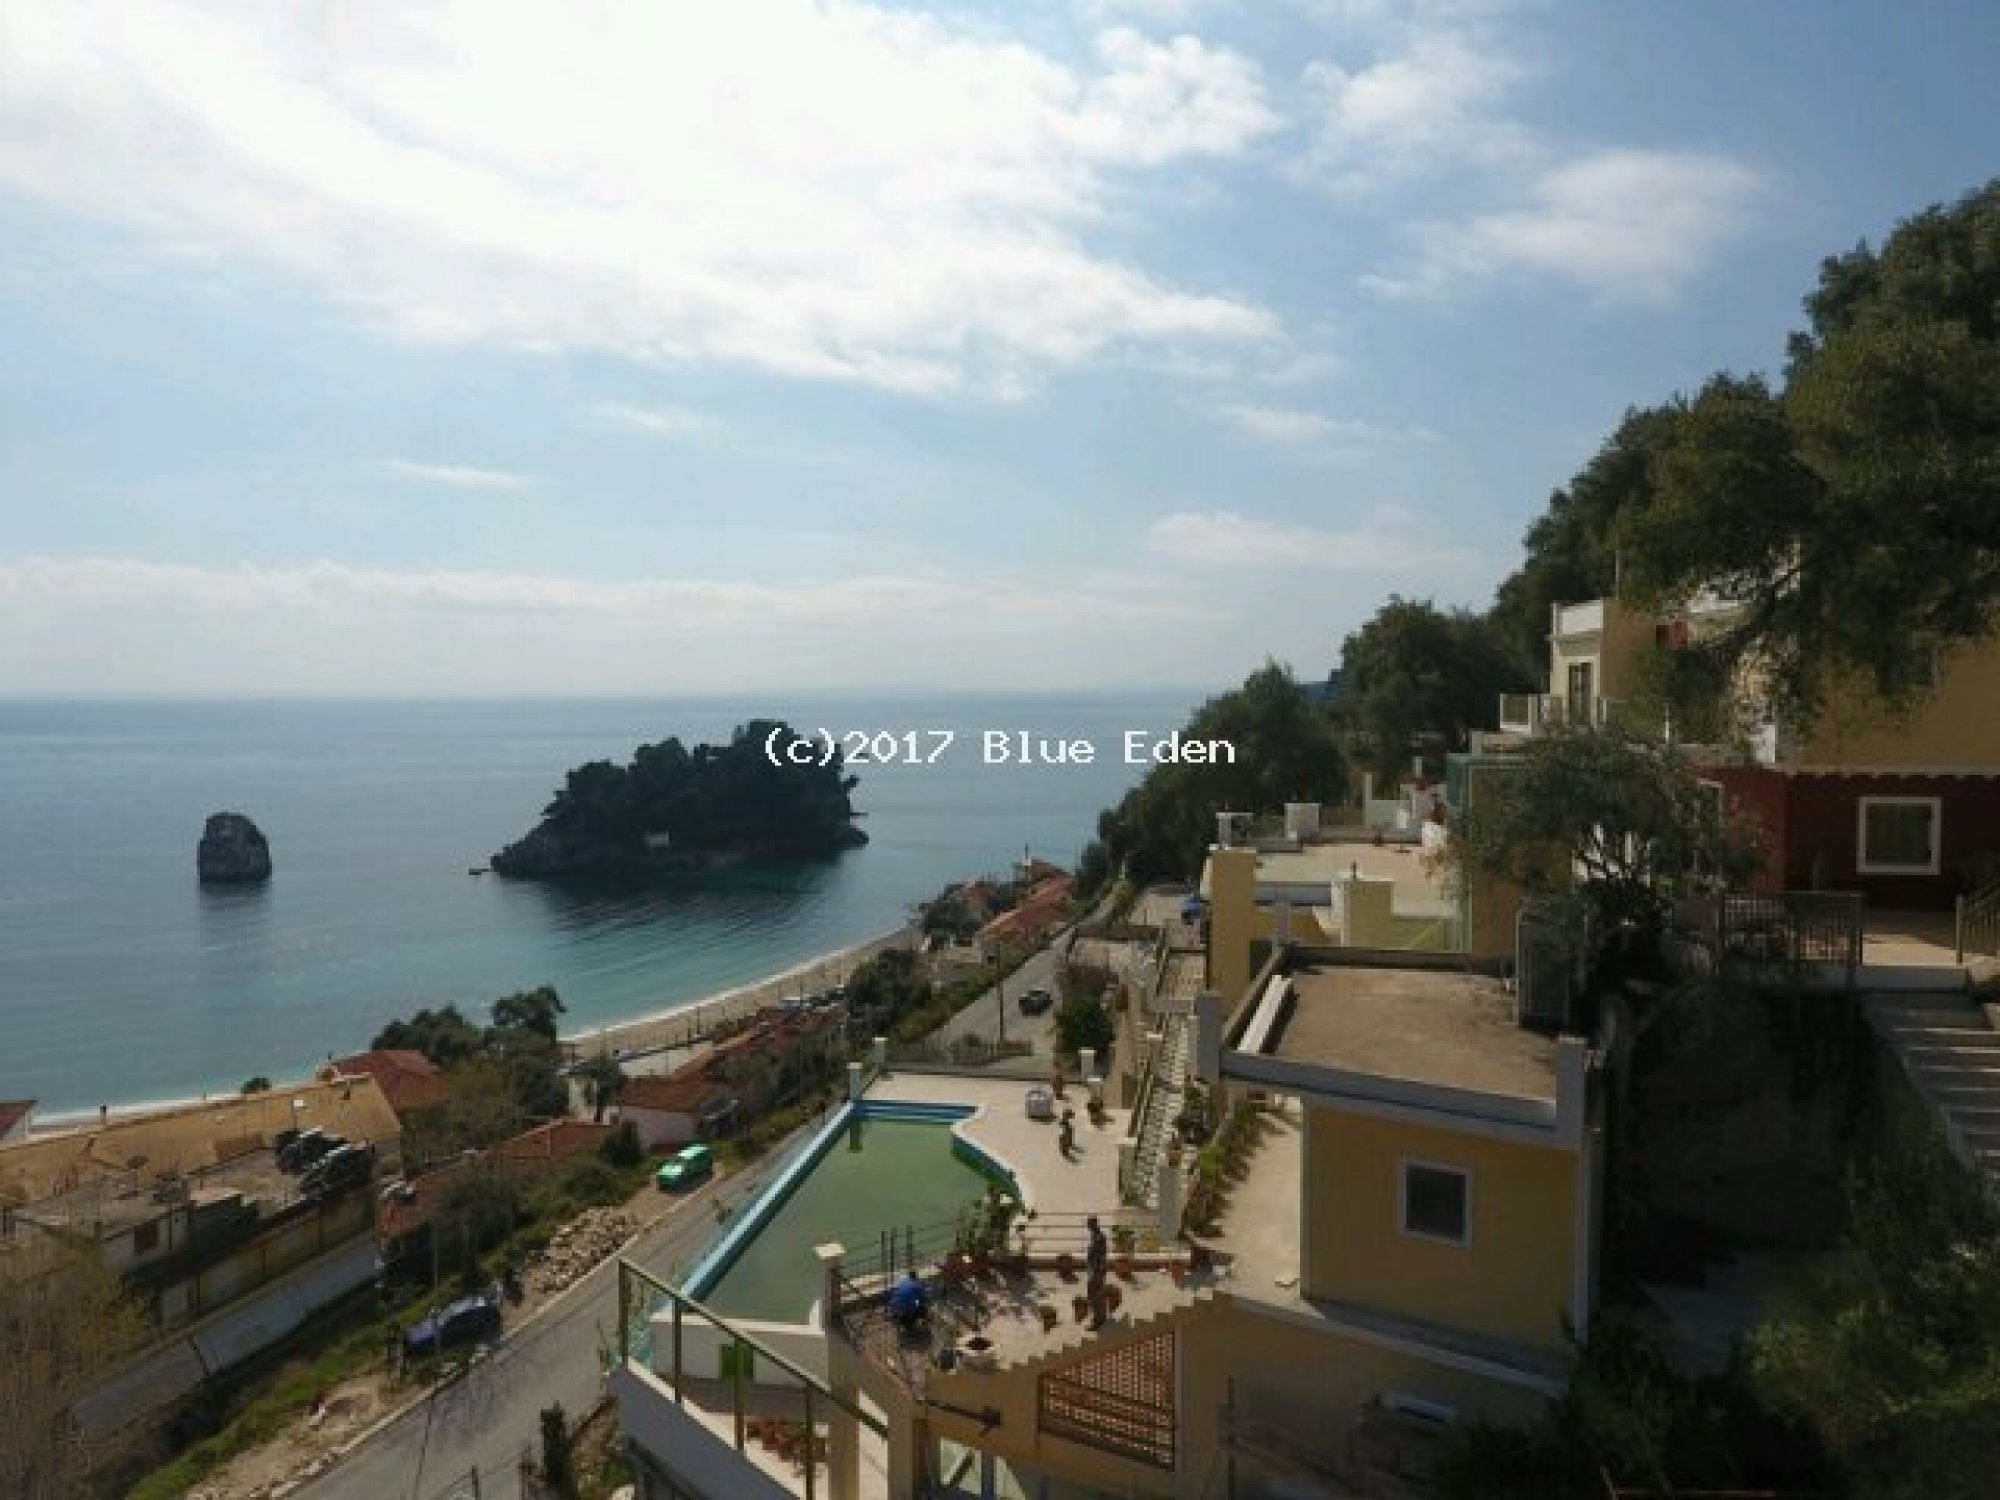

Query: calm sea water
0 694 1193 1114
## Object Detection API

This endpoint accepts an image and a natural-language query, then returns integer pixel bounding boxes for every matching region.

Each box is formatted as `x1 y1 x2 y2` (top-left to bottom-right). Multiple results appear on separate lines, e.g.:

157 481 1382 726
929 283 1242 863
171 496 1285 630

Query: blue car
404 1294 502 1357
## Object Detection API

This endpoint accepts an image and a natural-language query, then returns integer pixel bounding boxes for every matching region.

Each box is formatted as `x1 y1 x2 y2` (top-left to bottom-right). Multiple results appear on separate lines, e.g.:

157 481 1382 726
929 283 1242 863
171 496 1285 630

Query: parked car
278 1129 346 1174
301 1142 373 1198
656 1143 715 1192
1018 987 1055 1016
403 1294 502 1357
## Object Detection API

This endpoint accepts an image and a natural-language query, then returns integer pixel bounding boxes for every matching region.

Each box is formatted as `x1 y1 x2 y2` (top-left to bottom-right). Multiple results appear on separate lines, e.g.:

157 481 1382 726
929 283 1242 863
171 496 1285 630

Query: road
295 1154 798 1500
930 937 1064 1057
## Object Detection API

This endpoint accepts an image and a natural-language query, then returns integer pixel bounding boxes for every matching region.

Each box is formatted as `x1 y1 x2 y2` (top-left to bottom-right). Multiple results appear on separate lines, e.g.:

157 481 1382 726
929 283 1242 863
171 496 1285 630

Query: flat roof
1258 959 1558 1105
1201 838 1455 915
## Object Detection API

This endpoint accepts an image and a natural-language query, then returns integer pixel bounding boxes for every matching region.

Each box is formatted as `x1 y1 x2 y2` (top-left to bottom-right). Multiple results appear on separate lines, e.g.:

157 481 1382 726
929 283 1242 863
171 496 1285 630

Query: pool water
698 1116 996 1324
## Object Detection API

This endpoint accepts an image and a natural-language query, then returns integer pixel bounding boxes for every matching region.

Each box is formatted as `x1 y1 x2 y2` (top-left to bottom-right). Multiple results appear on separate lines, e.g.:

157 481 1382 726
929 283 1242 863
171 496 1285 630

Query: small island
490 719 868 881
198 811 273 885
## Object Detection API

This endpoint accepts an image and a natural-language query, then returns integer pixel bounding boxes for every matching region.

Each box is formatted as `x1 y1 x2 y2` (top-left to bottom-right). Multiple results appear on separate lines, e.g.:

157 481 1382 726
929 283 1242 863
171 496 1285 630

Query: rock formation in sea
198 811 273 885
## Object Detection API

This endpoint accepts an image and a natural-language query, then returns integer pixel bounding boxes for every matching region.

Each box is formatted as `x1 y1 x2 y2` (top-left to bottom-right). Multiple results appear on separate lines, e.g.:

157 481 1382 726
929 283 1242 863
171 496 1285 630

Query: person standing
1058 1108 1077 1159
1085 1215 1109 1327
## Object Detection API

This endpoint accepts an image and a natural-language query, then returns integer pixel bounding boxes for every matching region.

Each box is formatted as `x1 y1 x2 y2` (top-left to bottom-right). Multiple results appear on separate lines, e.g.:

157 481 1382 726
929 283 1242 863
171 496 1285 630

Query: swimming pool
686 1101 1010 1325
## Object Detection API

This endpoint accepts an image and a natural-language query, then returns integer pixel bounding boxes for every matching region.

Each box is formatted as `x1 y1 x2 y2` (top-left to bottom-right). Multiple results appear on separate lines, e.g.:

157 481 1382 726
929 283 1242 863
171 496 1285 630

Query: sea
0 693 1197 1116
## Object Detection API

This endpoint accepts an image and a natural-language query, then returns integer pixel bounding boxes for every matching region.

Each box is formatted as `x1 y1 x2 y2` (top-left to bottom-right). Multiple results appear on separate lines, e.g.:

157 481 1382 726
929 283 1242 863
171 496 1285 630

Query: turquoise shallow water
699 1116 993 1324
0 693 1191 1113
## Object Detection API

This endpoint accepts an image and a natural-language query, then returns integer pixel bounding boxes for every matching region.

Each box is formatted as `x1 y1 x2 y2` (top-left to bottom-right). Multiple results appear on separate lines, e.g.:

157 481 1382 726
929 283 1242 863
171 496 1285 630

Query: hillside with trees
1082 663 1345 888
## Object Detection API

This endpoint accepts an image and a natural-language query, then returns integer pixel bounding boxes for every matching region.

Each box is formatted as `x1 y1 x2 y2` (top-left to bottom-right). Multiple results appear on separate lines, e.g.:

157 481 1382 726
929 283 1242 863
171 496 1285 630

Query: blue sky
1 0 1995 697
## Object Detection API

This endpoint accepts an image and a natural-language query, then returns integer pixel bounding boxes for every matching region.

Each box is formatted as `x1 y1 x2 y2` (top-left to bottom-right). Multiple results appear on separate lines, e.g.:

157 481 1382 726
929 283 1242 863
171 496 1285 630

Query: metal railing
615 1259 887 1500
1716 891 1863 974
1496 693 1626 736
1956 874 2000 963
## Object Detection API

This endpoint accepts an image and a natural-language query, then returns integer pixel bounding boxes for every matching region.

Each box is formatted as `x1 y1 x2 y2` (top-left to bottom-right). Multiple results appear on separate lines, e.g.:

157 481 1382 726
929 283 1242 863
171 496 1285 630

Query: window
1858 797 1941 875
1400 1161 1471 1245
133 1220 160 1255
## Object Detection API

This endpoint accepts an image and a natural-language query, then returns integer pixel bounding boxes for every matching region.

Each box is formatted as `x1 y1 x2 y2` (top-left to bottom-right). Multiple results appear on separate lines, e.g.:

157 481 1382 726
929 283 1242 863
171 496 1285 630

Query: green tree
371 1004 485 1070
539 1402 579 1499
574 1051 626 1124
845 947 929 1032
1443 728 1759 946
1055 990 1115 1061
1748 1143 2000 1498
1338 596 1533 778
491 985 565 1041
1618 181 2000 728
240 1075 272 1094
1095 662 1347 884
1486 404 1678 679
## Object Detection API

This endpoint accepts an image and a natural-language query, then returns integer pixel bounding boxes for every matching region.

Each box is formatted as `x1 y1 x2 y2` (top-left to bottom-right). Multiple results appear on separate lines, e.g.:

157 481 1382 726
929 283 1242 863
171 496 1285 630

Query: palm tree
574 1052 628 1123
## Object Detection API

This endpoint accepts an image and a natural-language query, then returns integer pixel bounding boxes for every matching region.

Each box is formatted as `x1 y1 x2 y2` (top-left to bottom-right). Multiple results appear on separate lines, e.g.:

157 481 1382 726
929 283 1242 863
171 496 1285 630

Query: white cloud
1146 510 1476 572
590 403 720 439
1213 403 1444 455
0 554 1222 692
1299 30 1532 193
1215 403 1340 444
380 459 536 490
1366 149 1768 300
0 2 1283 399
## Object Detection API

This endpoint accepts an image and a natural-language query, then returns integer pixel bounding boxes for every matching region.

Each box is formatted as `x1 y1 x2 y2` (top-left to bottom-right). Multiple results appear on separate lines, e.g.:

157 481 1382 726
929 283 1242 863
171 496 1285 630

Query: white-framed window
1857 796 1941 875
1400 1159 1472 1246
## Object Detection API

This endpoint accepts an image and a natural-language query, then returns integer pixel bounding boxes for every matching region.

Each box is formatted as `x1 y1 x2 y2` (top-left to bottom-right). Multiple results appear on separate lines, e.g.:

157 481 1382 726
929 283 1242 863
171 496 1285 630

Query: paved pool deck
865 1072 1130 1220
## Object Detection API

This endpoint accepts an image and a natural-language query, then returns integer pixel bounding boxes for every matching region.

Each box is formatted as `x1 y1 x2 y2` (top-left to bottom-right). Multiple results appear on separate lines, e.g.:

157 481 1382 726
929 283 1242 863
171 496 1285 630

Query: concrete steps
1867 994 2000 1190
985 1286 1214 1379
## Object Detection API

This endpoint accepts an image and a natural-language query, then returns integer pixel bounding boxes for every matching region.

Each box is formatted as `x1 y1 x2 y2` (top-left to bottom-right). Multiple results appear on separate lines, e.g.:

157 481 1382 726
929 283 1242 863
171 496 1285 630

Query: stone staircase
1867 993 2000 1185
979 1281 1216 1378
1127 1012 1192 1209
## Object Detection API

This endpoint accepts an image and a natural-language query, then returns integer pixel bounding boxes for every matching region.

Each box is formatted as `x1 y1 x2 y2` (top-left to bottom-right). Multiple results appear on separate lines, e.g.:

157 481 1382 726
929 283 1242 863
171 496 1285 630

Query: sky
1 0 1996 698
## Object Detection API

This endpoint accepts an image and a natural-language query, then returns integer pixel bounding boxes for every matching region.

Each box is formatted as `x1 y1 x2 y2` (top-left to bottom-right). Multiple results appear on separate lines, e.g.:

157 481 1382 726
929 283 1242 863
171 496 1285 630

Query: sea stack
198 812 272 885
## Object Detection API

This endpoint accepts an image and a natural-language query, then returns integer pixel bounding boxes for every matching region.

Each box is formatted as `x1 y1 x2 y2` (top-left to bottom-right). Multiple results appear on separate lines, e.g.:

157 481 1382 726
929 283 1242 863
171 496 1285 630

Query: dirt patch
187 1373 392 1500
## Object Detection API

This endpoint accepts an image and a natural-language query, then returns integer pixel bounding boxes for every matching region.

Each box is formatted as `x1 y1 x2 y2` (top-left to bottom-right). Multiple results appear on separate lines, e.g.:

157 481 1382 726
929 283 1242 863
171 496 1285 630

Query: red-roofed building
496 1119 615 1175
619 1065 738 1149
0 1099 34 1145
975 890 1071 961
331 1049 449 1119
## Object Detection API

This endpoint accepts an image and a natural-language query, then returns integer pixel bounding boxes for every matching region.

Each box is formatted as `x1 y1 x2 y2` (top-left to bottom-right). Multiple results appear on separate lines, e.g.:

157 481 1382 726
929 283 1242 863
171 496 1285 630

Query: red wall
1711 768 2000 910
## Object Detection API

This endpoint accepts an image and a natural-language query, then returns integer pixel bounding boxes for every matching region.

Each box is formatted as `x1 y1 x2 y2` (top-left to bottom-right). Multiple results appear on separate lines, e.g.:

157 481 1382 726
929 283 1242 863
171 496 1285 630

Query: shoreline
25 922 920 1136
559 921 919 1062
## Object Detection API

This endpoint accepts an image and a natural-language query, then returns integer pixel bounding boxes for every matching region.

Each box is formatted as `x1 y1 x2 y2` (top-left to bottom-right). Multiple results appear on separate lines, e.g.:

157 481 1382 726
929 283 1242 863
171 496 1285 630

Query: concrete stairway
1128 1013 1191 1209
1867 993 2000 1184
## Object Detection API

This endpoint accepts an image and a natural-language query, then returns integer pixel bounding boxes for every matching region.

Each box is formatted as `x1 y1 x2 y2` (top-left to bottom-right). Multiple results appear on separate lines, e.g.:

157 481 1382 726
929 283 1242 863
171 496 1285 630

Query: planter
957 1334 998 1371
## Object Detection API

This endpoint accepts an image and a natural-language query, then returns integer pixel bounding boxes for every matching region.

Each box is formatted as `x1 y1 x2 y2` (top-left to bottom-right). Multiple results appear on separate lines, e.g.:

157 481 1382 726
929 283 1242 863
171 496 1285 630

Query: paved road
930 938 1064 1057
295 1154 800 1500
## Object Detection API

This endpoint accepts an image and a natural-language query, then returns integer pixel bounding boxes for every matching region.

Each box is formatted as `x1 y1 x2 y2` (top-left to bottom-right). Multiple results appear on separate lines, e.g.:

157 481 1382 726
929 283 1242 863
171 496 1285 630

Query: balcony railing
1496 694 1625 736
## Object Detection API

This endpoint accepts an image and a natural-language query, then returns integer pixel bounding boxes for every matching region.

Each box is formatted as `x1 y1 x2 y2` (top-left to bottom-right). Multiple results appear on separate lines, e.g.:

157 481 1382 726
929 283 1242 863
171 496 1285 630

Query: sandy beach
558 921 919 1067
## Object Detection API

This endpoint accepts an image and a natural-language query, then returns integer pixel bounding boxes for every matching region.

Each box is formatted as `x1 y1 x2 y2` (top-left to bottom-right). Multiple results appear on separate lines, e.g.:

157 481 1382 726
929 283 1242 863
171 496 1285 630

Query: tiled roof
621 1069 730 1116
331 1049 450 1115
496 1119 614 1167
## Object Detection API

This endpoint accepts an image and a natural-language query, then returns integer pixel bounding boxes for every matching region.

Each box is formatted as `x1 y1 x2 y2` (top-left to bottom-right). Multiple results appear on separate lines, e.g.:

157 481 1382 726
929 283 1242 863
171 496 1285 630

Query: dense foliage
1748 1144 2000 1498
1616 181 2000 727
1088 663 1345 885
1444 727 1759 943
491 719 867 879
372 986 571 1161
1336 596 1532 777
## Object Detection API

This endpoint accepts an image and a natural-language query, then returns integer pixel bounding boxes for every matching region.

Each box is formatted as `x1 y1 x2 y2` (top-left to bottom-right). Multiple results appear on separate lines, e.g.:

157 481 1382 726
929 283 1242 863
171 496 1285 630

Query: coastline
26 922 920 1138
559 921 919 1063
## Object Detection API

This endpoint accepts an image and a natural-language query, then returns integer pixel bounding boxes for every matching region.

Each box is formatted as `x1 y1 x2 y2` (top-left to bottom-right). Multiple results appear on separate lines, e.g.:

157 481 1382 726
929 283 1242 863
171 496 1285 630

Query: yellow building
1488 587 2000 911
820 947 1605 1499
1202 834 1463 1009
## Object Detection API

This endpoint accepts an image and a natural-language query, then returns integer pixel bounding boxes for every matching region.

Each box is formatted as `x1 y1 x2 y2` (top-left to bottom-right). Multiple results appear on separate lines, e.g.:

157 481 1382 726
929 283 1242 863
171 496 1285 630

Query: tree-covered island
490 719 867 881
